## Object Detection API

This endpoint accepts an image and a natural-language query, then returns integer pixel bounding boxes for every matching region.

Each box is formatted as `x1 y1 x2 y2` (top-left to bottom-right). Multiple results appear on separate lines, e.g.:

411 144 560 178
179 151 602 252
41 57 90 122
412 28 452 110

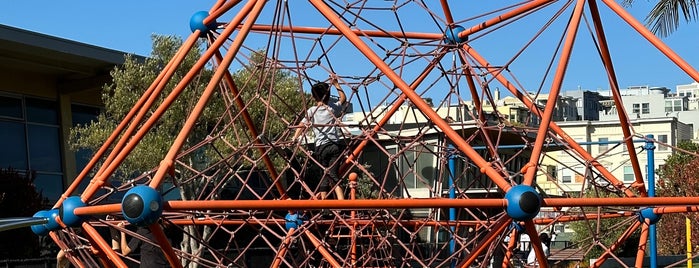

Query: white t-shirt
301 101 343 146
526 243 550 266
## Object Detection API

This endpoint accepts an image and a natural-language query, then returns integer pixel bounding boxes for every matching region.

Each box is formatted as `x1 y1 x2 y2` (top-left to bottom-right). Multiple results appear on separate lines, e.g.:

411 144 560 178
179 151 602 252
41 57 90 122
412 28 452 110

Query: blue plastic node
61 196 86 227
505 185 542 221
445 25 467 44
190 11 217 37
45 209 60 231
285 212 306 231
31 210 49 236
510 222 525 233
638 207 662 224
121 185 163 226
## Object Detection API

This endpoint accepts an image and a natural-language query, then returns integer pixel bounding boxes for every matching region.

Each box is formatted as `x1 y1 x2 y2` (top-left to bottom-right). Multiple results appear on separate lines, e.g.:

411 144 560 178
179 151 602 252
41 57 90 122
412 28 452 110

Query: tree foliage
568 188 640 262
655 140 699 255
623 0 698 37
0 168 47 259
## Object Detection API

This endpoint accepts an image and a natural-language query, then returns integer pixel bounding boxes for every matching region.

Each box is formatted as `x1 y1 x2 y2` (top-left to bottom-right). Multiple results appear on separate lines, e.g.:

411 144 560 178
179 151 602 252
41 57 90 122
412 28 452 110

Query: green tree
655 140 699 255
568 188 640 262
624 0 698 37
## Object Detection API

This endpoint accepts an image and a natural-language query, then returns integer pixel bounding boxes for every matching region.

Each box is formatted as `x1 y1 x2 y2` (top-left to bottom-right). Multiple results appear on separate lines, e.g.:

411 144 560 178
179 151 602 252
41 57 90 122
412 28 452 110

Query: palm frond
645 0 699 37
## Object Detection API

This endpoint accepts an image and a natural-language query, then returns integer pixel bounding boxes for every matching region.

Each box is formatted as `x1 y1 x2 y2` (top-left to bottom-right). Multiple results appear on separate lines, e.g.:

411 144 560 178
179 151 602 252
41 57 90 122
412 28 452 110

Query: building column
58 93 77 190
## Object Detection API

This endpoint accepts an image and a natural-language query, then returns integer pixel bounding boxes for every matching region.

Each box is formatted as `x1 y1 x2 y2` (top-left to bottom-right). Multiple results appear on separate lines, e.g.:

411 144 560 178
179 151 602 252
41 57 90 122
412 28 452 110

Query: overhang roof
0 24 143 93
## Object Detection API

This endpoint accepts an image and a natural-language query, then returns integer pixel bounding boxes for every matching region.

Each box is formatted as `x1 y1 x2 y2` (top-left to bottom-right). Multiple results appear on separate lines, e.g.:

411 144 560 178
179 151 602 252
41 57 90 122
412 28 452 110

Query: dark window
0 96 23 119
0 121 27 169
27 125 62 172
26 98 58 124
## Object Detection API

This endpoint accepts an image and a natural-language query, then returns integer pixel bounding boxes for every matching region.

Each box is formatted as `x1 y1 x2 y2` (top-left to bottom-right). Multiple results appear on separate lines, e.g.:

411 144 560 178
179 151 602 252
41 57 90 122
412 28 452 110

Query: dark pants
314 142 343 192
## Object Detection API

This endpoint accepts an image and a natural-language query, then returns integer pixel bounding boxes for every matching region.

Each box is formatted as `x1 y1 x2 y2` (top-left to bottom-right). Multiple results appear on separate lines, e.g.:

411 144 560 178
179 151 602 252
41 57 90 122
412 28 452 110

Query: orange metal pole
601 0 699 83
206 0 240 24
523 0 585 186
213 51 284 197
271 228 296 268
593 220 642 267
149 223 183 268
166 218 488 227
440 0 455 25
458 216 512 268
165 198 507 210
544 196 699 207
587 0 647 192
654 206 699 214
149 0 264 189
50 232 87 268
304 230 341 268
81 222 128 268
458 0 553 38
635 221 650 268
72 34 198 203
349 173 358 267
74 203 122 216
310 0 512 192
244 24 443 40
461 43 636 197
503 229 518 268
525 220 549 268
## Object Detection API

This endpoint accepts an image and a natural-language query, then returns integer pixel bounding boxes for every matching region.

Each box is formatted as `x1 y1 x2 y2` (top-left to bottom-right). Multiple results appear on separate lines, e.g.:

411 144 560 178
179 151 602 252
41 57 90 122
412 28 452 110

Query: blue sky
2 1 698 96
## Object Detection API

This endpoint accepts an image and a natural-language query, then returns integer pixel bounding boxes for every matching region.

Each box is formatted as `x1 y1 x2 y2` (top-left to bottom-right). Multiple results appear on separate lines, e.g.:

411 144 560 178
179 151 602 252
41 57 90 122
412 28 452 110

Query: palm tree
624 0 698 37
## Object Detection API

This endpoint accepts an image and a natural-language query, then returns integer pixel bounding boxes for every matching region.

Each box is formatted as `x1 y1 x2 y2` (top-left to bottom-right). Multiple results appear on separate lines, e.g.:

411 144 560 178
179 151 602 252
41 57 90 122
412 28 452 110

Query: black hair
311 82 330 103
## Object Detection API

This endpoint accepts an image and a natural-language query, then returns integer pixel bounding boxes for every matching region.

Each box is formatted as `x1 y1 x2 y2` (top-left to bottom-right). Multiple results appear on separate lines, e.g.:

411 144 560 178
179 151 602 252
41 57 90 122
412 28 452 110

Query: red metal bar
592 220 642 267
213 51 285 197
149 223 183 268
244 24 443 40
523 0 585 186
81 222 128 268
304 230 341 268
654 206 699 214
457 216 512 268
461 42 636 197
271 228 296 268
310 0 512 192
601 0 699 83
166 218 488 227
165 198 508 210
149 0 266 188
503 229 518 268
458 0 553 38
587 0 646 192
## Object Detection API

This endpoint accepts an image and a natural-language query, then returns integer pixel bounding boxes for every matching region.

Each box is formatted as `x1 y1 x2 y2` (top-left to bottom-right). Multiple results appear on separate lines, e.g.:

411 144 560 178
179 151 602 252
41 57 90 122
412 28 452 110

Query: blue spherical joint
445 25 467 44
505 185 543 221
31 210 50 236
121 185 163 226
638 207 662 225
285 211 306 231
190 11 217 37
45 209 61 231
61 196 86 227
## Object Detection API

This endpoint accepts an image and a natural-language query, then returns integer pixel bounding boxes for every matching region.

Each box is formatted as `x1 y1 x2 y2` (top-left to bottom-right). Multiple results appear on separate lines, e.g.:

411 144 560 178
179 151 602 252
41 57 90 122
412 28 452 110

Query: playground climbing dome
23 1 699 267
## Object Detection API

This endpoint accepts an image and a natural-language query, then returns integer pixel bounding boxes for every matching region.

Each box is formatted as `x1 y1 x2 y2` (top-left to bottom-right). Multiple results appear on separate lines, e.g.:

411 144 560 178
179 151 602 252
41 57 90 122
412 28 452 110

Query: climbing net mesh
47 1 699 267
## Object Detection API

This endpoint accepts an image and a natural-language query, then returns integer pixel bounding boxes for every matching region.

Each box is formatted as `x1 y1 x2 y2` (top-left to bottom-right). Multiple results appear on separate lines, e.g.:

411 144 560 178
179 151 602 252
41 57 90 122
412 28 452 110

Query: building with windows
0 25 131 202
536 116 693 196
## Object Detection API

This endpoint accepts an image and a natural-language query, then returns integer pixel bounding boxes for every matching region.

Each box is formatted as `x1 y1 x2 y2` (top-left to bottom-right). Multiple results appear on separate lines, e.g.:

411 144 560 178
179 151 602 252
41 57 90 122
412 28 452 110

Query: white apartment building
538 117 693 196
